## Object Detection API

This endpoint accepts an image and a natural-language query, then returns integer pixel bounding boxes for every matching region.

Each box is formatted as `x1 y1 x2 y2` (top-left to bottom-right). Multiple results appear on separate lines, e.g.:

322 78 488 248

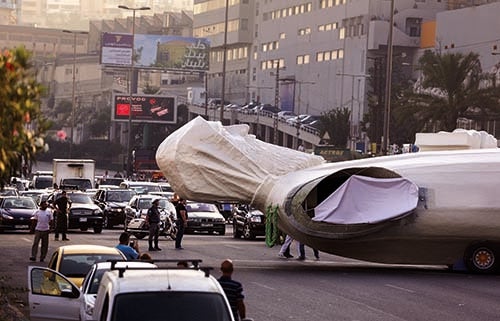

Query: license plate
79 217 87 222
201 223 212 227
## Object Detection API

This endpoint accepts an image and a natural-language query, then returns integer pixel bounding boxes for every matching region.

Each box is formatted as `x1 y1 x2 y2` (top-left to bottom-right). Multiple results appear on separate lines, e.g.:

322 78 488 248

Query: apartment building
193 0 446 149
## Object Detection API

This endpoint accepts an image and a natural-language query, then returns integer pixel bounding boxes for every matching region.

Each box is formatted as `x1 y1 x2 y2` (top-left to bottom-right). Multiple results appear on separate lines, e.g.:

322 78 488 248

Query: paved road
2 227 500 321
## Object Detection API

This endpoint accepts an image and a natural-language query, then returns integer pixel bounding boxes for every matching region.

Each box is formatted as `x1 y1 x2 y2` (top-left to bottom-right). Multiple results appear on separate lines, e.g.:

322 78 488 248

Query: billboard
112 94 177 124
101 33 133 66
101 33 210 72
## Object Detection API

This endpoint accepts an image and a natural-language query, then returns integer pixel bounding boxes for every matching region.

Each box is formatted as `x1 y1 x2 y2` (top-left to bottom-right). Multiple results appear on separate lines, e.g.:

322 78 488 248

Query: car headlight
110 208 123 212
249 216 262 223
1 213 13 220
93 209 102 215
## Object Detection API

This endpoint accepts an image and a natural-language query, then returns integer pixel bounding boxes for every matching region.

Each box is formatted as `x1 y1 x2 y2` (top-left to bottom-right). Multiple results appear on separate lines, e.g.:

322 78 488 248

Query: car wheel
80 227 88 232
465 242 499 273
169 228 177 240
94 226 103 234
104 215 113 229
243 224 255 240
233 223 242 238
219 228 226 236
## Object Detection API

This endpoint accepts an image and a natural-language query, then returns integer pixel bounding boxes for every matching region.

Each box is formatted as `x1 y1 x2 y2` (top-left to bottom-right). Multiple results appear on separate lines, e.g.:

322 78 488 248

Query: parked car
232 204 266 240
119 181 162 194
93 188 137 228
277 110 296 121
20 189 53 205
286 114 311 125
184 201 226 235
124 194 176 226
47 190 104 234
46 244 126 287
30 175 53 189
96 177 124 187
0 186 19 196
29 261 236 321
124 194 177 239
0 196 38 231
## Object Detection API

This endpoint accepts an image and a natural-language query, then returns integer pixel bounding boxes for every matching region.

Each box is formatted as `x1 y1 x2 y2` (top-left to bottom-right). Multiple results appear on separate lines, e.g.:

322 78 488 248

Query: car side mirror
60 288 79 299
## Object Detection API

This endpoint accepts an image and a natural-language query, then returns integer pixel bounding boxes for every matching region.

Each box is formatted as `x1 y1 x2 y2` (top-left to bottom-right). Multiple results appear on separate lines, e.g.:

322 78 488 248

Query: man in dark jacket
53 191 71 241
146 199 162 251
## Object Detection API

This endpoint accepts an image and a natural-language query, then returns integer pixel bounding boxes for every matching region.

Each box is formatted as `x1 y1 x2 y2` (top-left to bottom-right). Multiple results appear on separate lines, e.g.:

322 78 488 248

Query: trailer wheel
464 242 499 274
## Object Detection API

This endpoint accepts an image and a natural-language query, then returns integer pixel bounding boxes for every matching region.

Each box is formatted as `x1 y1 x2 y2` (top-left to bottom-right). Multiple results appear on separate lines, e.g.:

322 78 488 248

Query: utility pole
382 0 395 155
62 29 88 158
118 5 150 177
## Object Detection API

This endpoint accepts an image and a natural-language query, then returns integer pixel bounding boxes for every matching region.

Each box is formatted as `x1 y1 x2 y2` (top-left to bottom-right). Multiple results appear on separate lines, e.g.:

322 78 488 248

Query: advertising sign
101 33 210 72
112 94 177 124
101 33 133 66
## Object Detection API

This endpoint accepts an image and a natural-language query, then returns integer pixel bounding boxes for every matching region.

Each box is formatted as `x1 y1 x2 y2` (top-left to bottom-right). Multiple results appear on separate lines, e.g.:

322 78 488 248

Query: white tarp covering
156 116 325 204
312 175 419 224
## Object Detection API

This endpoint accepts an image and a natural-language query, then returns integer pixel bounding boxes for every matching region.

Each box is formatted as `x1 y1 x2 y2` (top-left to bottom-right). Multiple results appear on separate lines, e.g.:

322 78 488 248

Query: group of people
145 194 188 252
278 234 320 261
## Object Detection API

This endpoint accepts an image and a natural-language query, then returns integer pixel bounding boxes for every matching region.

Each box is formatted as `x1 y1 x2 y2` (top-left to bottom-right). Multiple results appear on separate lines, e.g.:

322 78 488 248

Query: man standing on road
218 259 247 321
54 191 71 241
30 201 53 262
175 198 188 249
146 199 162 251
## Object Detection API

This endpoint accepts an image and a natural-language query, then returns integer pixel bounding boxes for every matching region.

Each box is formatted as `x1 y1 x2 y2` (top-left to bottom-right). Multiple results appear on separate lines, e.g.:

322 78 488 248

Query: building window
296 54 310 65
339 27 345 39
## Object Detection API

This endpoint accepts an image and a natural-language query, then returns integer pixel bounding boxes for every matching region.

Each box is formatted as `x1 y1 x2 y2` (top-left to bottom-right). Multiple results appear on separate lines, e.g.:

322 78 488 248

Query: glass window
112 292 232 321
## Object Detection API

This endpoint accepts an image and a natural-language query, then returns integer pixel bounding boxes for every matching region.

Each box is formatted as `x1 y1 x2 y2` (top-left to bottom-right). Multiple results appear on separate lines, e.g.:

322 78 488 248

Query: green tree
88 104 111 137
319 107 350 147
0 47 50 186
393 51 500 135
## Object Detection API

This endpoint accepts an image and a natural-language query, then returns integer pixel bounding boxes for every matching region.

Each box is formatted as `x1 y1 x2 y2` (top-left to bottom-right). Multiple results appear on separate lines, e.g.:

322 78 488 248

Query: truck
53 159 95 191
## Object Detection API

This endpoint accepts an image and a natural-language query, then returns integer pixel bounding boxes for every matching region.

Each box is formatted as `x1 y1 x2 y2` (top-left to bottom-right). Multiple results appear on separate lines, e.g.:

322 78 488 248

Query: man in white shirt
30 201 53 262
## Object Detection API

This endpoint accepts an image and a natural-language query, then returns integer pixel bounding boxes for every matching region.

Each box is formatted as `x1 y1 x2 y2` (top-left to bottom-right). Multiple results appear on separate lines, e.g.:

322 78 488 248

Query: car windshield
68 194 93 204
63 179 92 190
112 292 231 321
59 254 124 278
2 197 36 209
89 269 107 294
138 199 153 209
186 203 217 212
107 191 135 202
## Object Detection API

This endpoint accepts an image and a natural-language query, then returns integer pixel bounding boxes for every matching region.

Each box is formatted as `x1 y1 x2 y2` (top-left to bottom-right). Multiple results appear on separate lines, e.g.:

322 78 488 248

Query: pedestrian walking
297 242 320 261
278 234 294 258
53 190 70 241
175 198 188 249
30 201 53 262
146 199 162 251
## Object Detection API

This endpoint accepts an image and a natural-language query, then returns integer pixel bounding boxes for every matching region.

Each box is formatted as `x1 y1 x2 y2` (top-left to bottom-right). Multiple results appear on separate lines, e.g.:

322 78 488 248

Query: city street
1 226 500 321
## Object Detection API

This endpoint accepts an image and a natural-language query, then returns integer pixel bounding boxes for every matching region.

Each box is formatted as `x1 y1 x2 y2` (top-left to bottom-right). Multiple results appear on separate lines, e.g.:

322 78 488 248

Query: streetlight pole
220 0 229 123
118 5 150 178
62 29 88 159
382 0 395 155
336 73 369 150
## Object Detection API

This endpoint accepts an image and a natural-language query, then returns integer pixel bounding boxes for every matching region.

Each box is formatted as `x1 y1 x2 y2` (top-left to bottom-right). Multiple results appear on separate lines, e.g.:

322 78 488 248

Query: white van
93 260 235 321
